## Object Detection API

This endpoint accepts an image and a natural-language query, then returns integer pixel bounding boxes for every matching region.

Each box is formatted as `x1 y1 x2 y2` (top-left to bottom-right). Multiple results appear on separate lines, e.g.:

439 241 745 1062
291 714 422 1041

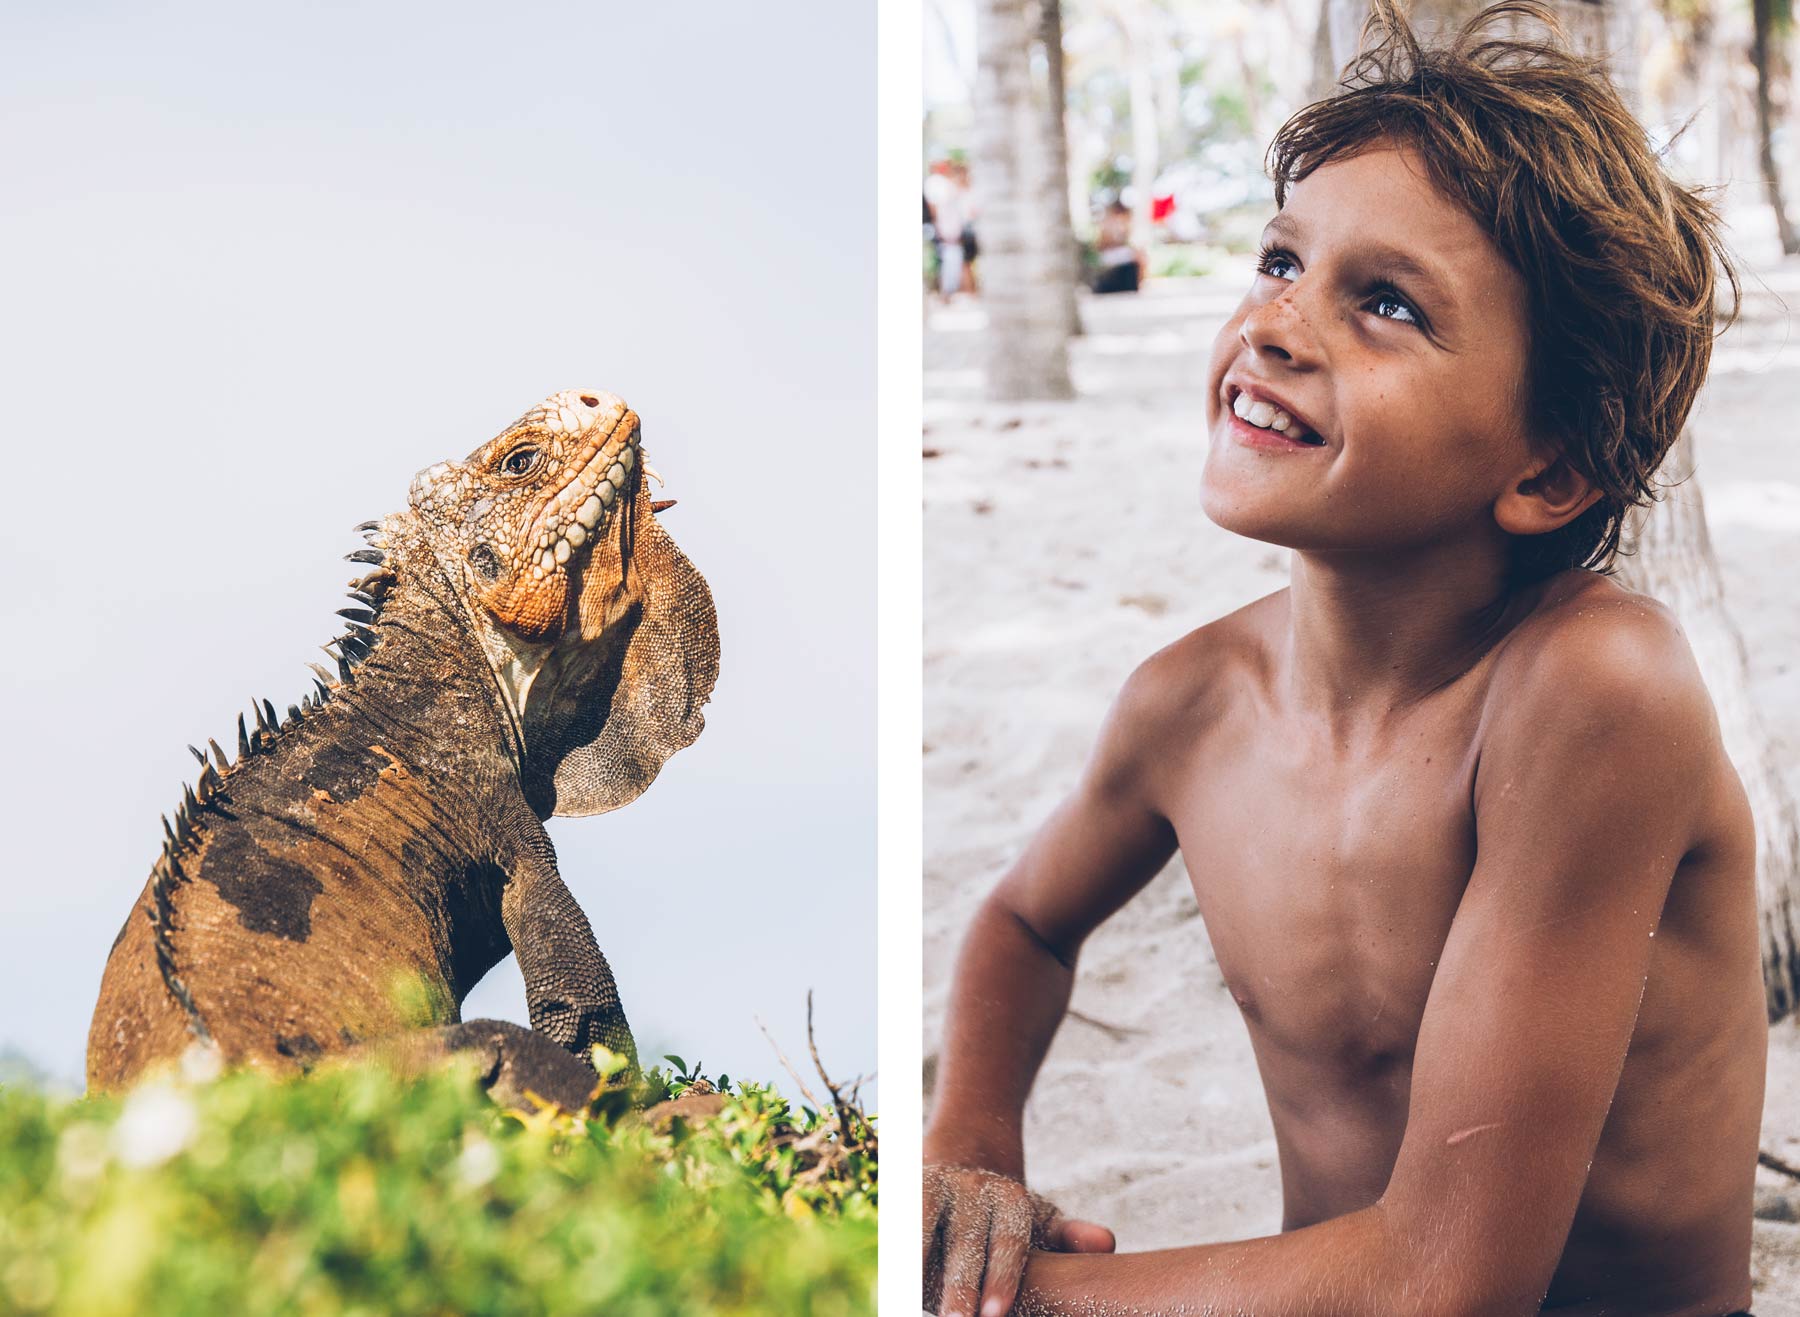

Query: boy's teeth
1232 391 1295 433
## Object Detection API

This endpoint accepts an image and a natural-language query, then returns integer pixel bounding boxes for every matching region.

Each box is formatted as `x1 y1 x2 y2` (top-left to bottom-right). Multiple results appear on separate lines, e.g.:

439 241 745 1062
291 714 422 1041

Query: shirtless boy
922 5 1766 1314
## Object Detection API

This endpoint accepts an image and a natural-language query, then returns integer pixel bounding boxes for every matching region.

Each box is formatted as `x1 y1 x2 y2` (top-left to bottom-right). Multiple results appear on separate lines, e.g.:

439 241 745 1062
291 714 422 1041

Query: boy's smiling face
1202 143 1547 559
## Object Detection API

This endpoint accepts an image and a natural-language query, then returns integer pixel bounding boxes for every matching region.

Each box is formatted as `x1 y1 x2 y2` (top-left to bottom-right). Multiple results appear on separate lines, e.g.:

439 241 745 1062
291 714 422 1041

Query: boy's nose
1239 291 1319 367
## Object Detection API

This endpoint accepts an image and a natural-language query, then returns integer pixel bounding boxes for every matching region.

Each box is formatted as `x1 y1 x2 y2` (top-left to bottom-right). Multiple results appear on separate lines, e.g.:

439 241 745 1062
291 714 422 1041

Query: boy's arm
1013 605 1718 1316
926 659 1182 1314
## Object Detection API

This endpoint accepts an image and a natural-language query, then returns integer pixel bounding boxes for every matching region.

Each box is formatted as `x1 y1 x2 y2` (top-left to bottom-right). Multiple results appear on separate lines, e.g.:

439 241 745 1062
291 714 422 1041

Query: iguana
87 390 719 1105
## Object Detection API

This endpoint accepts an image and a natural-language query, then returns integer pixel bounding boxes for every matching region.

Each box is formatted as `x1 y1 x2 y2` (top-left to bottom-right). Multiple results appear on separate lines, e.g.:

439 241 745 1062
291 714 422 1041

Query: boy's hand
923 1164 1115 1316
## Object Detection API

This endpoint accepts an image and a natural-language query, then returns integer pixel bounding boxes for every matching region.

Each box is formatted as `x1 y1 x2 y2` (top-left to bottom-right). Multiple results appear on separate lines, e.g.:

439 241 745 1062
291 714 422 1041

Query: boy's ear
1494 450 1603 537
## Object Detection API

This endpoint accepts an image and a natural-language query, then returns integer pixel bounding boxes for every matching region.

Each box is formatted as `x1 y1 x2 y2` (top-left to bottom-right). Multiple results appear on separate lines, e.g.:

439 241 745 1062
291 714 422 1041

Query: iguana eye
502 447 540 476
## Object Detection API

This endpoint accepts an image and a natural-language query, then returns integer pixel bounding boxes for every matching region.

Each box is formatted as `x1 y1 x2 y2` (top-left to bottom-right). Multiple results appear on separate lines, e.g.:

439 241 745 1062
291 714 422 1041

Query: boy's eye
1255 246 1298 281
1370 288 1421 326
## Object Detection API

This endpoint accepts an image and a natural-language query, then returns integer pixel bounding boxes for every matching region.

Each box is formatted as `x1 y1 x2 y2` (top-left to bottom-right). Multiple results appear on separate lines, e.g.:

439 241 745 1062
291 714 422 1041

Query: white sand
923 259 1800 1310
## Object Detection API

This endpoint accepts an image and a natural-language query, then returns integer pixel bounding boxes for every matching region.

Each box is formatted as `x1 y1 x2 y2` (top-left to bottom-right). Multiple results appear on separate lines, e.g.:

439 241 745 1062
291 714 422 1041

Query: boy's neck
1280 535 1535 735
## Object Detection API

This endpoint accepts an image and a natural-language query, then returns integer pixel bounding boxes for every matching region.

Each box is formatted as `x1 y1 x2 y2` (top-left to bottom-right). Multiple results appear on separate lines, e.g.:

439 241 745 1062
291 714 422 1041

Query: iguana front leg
499 833 637 1074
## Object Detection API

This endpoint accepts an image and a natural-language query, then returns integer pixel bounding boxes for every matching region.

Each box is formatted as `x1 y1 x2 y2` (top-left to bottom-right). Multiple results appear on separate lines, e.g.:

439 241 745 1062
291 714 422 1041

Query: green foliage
0 1053 875 1316
1149 243 1219 280
1088 157 1133 204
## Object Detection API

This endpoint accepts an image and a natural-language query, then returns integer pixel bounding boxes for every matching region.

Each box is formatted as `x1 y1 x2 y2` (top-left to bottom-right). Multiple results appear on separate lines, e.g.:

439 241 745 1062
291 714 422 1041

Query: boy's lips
1222 379 1327 449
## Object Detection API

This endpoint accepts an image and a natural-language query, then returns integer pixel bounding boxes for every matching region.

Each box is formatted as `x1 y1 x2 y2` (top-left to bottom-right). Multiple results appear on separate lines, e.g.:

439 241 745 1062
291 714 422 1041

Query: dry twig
757 990 877 1188
1761 1148 1800 1181
753 1013 823 1110
1066 1008 1145 1042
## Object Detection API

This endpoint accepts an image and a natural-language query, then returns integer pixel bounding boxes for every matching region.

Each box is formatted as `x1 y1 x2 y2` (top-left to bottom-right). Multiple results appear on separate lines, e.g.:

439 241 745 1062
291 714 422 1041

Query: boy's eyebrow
1263 212 1456 306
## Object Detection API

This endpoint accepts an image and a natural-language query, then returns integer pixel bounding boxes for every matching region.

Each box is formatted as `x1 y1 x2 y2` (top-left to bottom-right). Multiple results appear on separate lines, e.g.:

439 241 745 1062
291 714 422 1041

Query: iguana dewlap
87 390 719 1097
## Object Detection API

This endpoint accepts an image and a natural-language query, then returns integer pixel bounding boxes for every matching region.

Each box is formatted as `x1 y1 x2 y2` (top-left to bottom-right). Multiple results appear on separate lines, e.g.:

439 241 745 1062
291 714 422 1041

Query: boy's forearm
925 894 1077 1175
1014 1204 1514 1317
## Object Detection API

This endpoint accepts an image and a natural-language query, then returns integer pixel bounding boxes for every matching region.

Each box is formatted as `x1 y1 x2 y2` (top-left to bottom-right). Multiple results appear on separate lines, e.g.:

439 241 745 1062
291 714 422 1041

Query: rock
641 1090 730 1132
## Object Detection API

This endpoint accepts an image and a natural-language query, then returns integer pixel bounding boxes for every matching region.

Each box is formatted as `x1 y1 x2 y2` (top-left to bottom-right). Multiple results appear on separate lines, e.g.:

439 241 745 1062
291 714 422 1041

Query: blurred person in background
1092 199 1143 294
926 156 974 300
954 160 979 294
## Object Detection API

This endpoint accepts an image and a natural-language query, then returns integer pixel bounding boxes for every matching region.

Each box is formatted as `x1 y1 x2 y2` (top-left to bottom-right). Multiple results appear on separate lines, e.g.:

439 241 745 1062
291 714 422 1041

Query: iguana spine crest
142 527 400 1031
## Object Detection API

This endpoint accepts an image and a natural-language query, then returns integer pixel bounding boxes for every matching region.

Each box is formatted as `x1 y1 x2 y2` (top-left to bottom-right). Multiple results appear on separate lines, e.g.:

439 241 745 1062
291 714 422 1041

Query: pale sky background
0 3 875 1096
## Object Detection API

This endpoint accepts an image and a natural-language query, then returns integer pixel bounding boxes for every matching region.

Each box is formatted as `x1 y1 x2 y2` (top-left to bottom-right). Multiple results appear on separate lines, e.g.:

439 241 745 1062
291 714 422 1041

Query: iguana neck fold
345 521 535 775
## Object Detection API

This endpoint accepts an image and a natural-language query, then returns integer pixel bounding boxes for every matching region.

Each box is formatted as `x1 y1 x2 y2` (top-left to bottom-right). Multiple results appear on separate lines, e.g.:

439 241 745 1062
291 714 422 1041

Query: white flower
114 1084 198 1169
457 1134 501 1188
178 1042 224 1085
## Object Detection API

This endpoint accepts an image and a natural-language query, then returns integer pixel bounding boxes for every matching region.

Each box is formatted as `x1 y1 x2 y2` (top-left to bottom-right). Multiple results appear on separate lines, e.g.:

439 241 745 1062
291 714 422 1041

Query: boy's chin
1200 474 1309 551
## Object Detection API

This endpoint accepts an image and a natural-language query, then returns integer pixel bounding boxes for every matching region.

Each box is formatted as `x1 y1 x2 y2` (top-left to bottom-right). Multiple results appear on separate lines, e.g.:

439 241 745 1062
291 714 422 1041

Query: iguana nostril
579 395 599 408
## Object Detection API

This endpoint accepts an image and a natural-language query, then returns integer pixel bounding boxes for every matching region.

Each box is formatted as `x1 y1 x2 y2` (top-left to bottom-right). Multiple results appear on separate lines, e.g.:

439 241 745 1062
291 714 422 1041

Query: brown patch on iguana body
300 742 386 807
275 1032 324 1067
195 828 323 942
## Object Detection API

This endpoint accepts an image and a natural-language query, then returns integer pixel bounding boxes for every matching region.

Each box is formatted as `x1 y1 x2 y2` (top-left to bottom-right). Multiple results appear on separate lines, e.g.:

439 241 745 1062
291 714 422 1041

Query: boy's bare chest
1163 710 1481 1074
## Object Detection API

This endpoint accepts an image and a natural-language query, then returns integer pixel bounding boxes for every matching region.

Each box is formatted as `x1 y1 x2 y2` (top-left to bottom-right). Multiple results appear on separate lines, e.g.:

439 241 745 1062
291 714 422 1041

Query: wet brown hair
1268 0 1737 579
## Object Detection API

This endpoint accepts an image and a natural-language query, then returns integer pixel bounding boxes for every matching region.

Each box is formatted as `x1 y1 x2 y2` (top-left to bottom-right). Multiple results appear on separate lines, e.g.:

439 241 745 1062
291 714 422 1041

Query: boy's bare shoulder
1481 571 1719 785
1082 591 1283 811
1490 571 1701 694
1111 589 1285 735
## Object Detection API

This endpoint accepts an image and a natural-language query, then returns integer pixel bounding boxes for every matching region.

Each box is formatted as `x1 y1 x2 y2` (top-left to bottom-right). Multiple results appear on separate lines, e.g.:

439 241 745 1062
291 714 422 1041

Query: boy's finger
940 1269 986 1317
977 1220 1031 1317
1044 1217 1117 1253
923 1172 952 1270
936 1204 989 1317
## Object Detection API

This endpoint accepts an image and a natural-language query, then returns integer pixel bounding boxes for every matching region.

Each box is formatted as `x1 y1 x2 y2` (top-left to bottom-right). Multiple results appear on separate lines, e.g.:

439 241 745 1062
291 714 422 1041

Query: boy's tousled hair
1269 0 1738 579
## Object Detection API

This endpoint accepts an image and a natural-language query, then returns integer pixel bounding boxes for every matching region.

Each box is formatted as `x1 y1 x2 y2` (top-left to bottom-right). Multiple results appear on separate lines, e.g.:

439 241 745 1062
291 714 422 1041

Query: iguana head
402 389 720 817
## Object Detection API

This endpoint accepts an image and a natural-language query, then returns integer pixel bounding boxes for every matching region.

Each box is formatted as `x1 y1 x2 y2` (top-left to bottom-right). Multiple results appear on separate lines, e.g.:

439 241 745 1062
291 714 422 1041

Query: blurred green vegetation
0 1052 876 1316
1148 243 1223 279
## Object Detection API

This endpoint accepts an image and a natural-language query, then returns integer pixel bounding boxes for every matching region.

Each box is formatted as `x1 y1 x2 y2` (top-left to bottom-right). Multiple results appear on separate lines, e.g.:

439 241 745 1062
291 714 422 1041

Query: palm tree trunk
975 0 1076 399
1038 0 1085 336
1752 0 1800 254
1311 0 1341 102
1615 434 1800 1018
